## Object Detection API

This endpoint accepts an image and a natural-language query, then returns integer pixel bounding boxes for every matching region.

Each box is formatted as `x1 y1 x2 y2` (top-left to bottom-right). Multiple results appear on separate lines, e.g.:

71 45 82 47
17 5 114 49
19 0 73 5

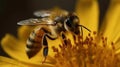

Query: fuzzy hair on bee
17 8 91 63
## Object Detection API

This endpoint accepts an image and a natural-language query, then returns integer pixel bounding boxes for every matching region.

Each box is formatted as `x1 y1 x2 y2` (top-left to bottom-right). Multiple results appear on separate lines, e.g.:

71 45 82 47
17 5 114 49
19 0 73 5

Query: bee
17 8 91 63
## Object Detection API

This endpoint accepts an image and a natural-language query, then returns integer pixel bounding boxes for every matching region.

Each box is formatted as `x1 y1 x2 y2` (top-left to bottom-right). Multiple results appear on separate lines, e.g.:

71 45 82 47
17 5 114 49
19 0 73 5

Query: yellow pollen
52 31 120 67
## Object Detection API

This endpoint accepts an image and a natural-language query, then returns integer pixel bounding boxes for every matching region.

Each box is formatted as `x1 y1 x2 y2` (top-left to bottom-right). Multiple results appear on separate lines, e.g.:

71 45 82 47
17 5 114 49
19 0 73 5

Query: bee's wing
17 18 41 25
33 10 51 17
17 18 55 25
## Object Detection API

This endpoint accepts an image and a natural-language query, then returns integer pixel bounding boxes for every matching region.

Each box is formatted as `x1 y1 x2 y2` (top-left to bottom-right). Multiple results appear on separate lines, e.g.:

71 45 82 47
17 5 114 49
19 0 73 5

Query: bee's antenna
78 25 91 32
78 25 91 38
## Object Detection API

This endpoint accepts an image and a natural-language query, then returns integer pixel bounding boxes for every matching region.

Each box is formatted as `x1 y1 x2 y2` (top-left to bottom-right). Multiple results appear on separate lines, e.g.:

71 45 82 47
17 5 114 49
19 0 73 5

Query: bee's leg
42 34 48 64
41 27 58 40
61 32 66 39
42 34 57 63
60 32 67 45
40 27 58 63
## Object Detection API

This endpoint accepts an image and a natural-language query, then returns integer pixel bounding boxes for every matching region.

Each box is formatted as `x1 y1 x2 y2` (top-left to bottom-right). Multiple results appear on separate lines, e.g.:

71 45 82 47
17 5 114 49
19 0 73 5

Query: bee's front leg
60 32 67 45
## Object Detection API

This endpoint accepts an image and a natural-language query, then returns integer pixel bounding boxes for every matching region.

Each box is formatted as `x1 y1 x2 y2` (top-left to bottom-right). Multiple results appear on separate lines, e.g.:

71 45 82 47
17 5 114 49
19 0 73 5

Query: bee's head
64 13 80 34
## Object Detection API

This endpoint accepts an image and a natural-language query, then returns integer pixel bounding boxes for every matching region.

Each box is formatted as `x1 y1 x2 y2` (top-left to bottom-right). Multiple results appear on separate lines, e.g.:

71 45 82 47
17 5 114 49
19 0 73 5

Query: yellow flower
1 0 120 67
53 0 120 67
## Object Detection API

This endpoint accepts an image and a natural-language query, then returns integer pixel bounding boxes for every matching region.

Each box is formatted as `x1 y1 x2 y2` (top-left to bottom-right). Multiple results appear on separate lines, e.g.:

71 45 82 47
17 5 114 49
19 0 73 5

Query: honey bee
17 8 91 63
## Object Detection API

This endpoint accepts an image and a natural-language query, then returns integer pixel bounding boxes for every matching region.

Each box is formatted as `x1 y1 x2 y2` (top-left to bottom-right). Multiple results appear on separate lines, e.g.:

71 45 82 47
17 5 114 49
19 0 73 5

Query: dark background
0 0 110 56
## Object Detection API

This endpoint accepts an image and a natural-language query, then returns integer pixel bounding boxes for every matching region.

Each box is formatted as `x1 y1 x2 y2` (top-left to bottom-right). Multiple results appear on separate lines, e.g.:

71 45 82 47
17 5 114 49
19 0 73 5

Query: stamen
52 46 58 52
52 31 120 67
111 42 115 50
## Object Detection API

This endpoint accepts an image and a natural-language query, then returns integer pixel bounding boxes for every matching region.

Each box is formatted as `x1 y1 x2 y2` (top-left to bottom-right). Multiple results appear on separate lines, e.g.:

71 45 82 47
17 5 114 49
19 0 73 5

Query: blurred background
0 0 109 56
0 0 110 38
0 0 76 39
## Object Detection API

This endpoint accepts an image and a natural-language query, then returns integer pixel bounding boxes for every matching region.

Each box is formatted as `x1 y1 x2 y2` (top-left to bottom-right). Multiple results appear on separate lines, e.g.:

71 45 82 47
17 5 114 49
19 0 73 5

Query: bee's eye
65 18 73 27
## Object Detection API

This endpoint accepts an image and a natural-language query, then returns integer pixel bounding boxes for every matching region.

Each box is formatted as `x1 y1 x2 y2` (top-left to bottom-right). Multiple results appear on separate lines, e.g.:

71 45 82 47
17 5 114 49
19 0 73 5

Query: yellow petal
1 34 28 61
0 56 54 67
100 1 120 44
0 56 26 67
75 0 99 37
18 26 35 42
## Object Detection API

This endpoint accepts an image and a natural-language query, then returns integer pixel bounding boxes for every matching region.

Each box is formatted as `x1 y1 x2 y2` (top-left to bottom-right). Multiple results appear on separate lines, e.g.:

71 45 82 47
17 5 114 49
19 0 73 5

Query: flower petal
75 0 99 37
100 1 120 44
0 56 26 67
1 34 28 61
0 56 54 67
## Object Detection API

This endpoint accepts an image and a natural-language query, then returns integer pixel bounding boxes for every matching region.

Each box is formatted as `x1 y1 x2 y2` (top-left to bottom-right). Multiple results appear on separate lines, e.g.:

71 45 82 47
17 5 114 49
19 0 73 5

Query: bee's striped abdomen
26 26 49 58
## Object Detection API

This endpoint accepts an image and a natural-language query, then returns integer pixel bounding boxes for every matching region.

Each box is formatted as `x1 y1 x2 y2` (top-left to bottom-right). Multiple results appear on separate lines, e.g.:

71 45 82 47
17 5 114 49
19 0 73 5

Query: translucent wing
33 10 51 17
17 18 55 25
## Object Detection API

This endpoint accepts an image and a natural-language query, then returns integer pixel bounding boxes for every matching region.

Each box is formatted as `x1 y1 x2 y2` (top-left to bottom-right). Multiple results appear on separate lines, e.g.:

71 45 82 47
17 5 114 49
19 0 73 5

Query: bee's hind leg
42 34 48 64
42 34 57 64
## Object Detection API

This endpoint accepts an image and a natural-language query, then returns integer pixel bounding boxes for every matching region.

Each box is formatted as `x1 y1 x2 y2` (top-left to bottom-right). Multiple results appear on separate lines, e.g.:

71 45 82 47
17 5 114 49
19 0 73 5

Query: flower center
52 31 120 67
